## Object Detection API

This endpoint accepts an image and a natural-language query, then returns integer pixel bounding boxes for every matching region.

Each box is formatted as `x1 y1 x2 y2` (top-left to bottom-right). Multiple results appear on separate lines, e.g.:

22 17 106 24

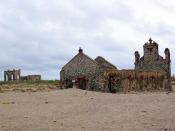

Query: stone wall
20 75 41 81
4 69 21 81
60 48 99 89
135 38 171 79
95 56 117 70
60 49 98 81
4 69 41 82
91 69 171 93
120 70 170 92
60 40 172 93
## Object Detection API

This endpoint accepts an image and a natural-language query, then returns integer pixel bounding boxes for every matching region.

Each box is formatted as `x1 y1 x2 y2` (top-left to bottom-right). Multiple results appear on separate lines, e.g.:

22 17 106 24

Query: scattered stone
11 102 15 104
0 90 4 93
31 89 37 92
48 86 55 89
21 89 26 93
166 92 171 95
12 88 20 92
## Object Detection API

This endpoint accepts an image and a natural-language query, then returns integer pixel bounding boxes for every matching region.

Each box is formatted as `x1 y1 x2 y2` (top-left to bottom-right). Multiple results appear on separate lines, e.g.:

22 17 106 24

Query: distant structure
4 69 41 82
4 69 21 81
20 75 41 81
60 39 172 92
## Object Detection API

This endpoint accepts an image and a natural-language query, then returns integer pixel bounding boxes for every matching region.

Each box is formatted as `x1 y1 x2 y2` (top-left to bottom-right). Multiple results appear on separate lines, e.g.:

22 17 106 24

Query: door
77 77 87 90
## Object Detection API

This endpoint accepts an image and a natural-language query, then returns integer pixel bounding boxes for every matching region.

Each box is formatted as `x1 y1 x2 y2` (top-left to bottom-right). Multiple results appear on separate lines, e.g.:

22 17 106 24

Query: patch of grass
0 80 60 85
47 80 59 84
23 80 60 85
1 102 15 104
0 80 60 88
0 81 10 85
0 81 22 85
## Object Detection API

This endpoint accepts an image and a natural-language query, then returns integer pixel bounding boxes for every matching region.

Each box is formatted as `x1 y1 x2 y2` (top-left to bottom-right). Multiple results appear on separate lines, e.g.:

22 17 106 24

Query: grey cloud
0 0 174 80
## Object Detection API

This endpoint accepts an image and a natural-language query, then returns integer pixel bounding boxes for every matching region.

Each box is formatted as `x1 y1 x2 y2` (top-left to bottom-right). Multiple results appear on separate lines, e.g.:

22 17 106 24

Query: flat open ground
0 88 175 131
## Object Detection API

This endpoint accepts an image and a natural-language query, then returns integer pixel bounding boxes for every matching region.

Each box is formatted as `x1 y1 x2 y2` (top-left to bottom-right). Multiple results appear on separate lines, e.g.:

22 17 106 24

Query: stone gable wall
60 52 98 81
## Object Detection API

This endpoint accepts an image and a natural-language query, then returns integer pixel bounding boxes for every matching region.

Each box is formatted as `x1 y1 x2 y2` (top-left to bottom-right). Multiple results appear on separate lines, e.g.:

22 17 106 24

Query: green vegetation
0 80 60 85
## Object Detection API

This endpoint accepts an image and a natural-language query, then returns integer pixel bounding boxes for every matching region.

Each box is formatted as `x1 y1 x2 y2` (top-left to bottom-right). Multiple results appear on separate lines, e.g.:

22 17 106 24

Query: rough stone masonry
60 38 171 93
4 69 41 82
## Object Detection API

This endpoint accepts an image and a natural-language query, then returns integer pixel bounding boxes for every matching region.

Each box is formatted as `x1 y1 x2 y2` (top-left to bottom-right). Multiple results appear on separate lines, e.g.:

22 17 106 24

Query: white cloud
0 0 174 80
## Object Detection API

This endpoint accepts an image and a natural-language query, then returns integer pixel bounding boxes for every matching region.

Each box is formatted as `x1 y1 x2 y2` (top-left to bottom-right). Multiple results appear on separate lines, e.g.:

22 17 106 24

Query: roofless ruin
60 38 172 93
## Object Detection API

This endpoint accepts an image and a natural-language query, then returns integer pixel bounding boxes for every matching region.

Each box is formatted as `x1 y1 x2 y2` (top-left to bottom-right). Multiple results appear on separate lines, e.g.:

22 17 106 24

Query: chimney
79 47 83 53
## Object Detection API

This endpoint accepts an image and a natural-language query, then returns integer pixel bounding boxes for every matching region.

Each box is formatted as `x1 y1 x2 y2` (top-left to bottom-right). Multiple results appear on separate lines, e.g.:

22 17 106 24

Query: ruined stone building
60 48 117 91
20 75 41 81
4 69 21 81
4 69 41 82
60 39 172 93
135 38 171 78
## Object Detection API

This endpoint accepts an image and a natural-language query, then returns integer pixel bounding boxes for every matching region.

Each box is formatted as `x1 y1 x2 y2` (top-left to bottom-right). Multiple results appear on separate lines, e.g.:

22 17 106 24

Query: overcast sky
0 0 175 80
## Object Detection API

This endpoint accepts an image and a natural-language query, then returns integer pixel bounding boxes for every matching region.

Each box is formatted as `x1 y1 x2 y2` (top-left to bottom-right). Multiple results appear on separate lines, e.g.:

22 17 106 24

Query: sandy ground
0 88 175 131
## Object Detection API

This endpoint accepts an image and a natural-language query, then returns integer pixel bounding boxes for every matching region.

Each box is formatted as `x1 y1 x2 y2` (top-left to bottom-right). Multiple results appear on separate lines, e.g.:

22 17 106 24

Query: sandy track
0 89 175 131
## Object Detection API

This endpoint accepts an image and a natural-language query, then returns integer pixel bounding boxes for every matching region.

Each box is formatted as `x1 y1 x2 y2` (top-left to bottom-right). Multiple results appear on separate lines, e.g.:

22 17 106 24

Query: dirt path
0 89 175 131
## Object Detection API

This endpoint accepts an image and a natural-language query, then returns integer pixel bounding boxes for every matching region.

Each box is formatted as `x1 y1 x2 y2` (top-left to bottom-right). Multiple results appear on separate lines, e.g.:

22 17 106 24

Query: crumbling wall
89 69 121 93
135 39 171 79
120 70 170 93
60 43 172 93
95 56 117 69
93 69 171 93
21 75 41 81
4 69 21 81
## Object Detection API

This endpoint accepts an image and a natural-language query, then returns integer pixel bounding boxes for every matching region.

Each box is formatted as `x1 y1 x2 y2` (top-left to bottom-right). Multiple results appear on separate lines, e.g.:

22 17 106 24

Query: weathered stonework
4 69 41 82
120 70 168 92
20 75 41 81
135 38 171 78
134 38 171 91
60 39 172 93
60 48 117 90
4 69 21 81
60 48 98 89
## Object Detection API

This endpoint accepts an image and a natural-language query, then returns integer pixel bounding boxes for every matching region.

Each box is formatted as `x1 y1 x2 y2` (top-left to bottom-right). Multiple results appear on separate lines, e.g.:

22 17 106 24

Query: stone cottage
60 39 172 92
60 48 117 91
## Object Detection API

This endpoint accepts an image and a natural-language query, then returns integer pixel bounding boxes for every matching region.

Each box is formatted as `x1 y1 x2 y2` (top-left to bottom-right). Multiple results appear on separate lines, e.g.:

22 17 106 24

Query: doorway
108 75 116 93
77 77 87 90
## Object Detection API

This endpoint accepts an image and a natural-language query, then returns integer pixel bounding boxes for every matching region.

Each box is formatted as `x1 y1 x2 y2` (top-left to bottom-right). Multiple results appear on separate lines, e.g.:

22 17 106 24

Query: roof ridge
62 52 98 69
